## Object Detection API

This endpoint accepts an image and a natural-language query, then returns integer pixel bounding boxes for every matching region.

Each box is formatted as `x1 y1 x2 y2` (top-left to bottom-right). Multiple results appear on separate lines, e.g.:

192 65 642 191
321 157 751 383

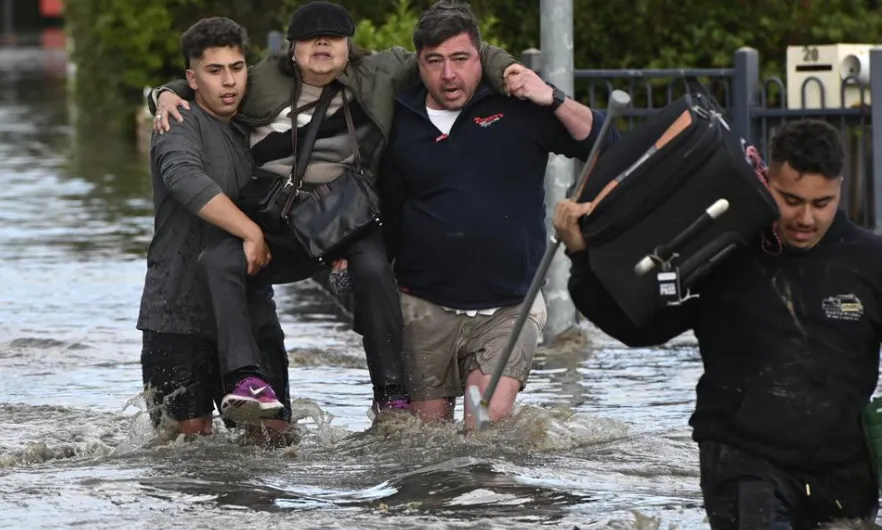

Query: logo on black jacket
822 293 864 321
474 113 503 127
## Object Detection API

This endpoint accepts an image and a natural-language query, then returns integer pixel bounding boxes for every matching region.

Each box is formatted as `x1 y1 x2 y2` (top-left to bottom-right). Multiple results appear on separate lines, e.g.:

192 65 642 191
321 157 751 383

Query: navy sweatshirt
569 210 882 470
378 81 619 309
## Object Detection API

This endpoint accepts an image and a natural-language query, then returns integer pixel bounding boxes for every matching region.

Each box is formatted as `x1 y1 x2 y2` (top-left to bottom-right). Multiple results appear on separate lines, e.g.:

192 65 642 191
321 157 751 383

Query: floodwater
0 46 874 530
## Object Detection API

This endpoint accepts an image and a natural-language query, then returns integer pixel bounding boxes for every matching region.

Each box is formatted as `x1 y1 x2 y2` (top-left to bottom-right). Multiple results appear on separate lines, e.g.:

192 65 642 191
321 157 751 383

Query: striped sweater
249 83 379 184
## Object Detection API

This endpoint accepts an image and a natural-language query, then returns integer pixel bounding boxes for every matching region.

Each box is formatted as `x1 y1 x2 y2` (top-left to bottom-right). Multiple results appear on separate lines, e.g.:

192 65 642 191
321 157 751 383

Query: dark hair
275 40 368 78
769 119 844 180
413 0 482 53
180 17 249 69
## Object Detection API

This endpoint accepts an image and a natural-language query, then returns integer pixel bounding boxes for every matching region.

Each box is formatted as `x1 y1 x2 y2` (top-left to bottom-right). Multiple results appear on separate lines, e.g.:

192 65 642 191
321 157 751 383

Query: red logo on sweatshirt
474 113 503 127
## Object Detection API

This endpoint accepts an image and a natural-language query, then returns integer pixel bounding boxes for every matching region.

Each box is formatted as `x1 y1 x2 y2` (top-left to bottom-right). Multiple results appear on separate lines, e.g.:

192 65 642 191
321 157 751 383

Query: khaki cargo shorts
400 290 547 401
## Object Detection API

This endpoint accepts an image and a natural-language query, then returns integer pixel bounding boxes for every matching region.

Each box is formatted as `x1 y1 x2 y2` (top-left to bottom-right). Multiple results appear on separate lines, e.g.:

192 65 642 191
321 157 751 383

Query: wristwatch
547 83 567 111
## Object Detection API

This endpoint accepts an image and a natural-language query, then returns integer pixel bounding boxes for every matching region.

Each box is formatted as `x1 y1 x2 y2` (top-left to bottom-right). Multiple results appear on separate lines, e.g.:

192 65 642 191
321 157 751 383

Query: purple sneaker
220 376 284 422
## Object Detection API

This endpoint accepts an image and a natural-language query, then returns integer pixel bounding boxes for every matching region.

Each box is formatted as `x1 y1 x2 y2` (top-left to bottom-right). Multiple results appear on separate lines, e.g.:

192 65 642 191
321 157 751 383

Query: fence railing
524 46 881 232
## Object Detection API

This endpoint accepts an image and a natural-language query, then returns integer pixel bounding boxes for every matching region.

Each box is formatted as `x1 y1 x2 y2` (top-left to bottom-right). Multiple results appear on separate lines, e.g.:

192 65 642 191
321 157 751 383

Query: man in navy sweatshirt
378 0 619 429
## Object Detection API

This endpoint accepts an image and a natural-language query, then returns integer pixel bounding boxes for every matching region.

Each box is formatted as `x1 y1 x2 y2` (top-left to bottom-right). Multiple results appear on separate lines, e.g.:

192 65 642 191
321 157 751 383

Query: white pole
539 0 577 343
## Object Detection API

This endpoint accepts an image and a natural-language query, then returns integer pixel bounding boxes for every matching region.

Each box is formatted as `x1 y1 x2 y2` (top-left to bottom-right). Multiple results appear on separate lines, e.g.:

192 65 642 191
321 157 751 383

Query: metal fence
524 46 882 232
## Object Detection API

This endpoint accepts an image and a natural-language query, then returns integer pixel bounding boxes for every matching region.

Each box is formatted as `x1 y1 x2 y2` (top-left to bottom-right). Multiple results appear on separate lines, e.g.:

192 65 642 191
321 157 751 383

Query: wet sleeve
532 107 620 162
478 44 519 95
361 46 419 92
567 249 695 346
150 117 223 215
146 79 193 115
377 145 406 264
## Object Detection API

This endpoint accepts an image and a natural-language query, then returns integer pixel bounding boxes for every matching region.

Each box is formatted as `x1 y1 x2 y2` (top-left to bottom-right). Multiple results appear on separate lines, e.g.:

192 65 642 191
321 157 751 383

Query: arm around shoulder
360 46 420 91
479 44 518 95
146 79 194 115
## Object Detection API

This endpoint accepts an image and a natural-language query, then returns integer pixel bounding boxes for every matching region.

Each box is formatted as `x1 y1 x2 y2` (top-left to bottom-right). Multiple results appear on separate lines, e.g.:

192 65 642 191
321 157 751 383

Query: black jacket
379 81 618 309
569 210 882 470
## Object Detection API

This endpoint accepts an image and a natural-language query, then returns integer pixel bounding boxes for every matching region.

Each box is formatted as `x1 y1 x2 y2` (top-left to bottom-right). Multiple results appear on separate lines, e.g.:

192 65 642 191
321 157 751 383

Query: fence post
870 49 882 234
731 47 760 146
267 30 285 55
539 0 578 344
522 48 542 75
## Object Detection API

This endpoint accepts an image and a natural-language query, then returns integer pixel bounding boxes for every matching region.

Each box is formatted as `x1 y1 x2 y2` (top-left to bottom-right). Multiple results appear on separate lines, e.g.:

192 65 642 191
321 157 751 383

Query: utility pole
538 0 577 343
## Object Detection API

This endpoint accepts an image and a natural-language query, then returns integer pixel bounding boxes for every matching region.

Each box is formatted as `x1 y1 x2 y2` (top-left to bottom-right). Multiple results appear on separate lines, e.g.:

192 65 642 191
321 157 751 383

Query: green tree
65 0 179 135
64 0 507 136
353 0 506 51
64 0 882 136
65 0 302 135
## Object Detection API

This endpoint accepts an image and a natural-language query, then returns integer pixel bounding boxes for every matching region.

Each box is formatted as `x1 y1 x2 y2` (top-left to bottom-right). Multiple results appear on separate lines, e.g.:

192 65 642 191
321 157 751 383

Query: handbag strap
290 82 340 188
340 93 362 170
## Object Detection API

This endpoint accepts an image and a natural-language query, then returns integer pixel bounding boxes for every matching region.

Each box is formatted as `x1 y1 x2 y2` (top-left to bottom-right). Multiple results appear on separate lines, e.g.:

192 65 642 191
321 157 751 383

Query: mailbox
786 44 880 109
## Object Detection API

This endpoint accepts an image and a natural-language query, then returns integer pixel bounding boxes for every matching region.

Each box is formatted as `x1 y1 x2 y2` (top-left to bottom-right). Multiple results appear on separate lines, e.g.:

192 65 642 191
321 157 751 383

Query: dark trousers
196 227 406 401
699 441 879 530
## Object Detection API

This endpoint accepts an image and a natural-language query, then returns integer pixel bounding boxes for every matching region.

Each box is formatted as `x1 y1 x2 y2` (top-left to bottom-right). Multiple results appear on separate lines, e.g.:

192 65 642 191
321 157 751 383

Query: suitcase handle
586 109 695 216
633 198 730 276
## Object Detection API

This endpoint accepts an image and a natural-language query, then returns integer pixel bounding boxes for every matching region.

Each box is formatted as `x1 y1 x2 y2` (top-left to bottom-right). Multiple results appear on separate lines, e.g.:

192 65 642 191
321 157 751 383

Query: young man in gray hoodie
137 17 291 442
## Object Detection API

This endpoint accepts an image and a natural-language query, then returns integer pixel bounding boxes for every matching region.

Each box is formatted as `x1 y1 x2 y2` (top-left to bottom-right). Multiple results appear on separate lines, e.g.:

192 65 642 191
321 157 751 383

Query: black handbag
284 83 382 265
236 87 336 240
240 82 382 265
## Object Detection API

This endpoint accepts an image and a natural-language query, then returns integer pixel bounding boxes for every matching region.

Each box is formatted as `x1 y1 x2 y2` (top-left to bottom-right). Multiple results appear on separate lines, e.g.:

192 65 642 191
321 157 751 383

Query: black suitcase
576 93 779 328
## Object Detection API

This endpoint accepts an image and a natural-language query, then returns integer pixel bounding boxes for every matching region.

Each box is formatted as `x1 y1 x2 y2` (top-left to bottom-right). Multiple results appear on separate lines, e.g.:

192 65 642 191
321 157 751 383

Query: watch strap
547 82 566 111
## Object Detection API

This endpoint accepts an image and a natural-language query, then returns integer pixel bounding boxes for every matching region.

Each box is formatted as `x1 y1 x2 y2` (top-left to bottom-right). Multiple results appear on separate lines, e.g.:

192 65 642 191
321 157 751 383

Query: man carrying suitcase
555 119 882 529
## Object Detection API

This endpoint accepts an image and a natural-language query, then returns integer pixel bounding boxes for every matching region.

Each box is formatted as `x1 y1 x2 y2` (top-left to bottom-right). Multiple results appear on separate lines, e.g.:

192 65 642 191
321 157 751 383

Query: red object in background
40 27 65 49
40 0 64 18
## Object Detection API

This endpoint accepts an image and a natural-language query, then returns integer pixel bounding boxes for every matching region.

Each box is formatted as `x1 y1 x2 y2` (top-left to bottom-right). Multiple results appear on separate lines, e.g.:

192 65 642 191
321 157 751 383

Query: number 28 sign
802 46 820 62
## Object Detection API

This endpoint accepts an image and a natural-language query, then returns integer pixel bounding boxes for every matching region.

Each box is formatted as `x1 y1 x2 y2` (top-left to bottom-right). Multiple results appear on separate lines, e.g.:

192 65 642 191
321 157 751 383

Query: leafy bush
353 0 506 51
64 0 882 135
